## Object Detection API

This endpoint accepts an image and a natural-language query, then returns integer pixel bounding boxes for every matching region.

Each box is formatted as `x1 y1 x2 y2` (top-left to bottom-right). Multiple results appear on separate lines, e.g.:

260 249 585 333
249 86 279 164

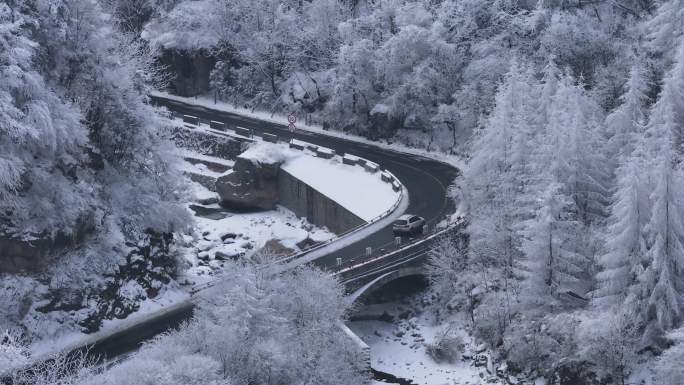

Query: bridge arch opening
347 267 429 312
360 275 428 305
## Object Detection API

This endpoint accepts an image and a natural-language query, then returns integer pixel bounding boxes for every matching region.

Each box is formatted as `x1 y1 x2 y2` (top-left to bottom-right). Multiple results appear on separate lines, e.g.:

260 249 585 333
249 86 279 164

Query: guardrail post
365 247 372 257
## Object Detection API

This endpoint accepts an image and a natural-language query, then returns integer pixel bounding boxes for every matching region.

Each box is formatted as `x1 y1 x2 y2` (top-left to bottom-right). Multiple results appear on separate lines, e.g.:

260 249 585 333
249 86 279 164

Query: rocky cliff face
0 216 96 274
28 231 179 334
215 156 282 210
159 48 215 97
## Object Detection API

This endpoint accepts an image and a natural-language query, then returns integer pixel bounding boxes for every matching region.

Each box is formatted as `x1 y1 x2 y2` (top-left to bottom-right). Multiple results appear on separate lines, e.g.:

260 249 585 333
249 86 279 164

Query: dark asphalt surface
151 96 460 270
17 97 460 367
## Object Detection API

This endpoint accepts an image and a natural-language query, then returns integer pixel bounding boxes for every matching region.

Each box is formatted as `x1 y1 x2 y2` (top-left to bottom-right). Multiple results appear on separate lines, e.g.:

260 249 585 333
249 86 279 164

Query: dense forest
3 0 684 384
1 0 191 342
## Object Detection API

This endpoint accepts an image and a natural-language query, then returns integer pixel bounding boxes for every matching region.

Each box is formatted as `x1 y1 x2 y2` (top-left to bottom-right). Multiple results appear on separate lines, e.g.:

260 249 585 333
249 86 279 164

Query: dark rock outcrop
216 156 282 210
159 48 215 97
77 231 177 333
0 215 96 274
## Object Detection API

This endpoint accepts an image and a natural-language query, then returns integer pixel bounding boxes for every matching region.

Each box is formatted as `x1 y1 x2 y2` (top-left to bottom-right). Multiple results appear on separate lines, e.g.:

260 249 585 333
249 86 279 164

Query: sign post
288 113 297 132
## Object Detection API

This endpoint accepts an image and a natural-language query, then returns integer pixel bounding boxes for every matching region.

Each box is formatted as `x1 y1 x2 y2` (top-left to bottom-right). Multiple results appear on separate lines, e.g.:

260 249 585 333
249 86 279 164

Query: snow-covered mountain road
43 95 461 365
151 95 460 272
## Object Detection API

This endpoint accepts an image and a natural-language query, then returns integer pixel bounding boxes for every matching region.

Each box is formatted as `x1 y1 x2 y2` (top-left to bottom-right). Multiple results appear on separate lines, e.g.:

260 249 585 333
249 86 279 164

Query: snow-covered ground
179 149 336 284
350 296 507 385
184 203 335 284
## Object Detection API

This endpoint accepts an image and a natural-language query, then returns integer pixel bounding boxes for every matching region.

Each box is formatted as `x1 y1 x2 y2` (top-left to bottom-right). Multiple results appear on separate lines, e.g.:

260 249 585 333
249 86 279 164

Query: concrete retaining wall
339 321 372 385
278 170 365 234
172 127 246 160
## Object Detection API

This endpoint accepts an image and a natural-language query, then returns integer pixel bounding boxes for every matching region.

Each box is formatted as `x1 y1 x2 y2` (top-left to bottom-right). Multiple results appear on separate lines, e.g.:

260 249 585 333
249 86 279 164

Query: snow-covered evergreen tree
522 180 584 308
463 60 541 277
594 63 651 315
520 71 610 309
605 64 650 161
641 155 684 342
0 2 92 236
646 0 684 65
636 39 684 346
595 152 649 310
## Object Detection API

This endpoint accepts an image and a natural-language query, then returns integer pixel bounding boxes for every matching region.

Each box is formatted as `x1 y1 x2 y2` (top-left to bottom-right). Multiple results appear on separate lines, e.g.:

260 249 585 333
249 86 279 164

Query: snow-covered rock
216 156 282 210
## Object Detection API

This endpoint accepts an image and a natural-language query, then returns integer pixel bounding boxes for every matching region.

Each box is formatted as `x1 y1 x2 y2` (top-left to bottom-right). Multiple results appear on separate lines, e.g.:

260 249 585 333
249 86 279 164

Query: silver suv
392 214 425 235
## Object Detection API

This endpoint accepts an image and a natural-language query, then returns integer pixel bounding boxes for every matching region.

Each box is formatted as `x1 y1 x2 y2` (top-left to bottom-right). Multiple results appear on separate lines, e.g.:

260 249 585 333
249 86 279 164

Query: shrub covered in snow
425 326 464 364
0 331 29 377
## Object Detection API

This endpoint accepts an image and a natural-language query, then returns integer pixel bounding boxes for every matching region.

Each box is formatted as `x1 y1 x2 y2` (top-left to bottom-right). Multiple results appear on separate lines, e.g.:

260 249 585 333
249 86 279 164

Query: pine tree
595 153 649 310
547 75 610 226
605 64 649 161
521 72 609 309
646 0 684 64
536 57 560 127
642 154 684 341
637 39 684 345
594 62 651 313
464 60 538 274
521 181 583 309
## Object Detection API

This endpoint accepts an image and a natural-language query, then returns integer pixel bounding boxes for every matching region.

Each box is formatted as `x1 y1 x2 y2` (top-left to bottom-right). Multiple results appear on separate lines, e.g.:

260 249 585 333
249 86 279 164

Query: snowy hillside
4 0 684 385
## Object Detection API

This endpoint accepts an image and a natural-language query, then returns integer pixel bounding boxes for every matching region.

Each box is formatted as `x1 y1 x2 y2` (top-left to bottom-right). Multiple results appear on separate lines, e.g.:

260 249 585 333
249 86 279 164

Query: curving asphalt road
151 96 460 271
18 97 460 367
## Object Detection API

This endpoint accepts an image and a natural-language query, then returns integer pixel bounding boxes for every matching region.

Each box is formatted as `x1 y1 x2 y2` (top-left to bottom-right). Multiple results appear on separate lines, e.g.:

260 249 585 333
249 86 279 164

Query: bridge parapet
335 218 466 291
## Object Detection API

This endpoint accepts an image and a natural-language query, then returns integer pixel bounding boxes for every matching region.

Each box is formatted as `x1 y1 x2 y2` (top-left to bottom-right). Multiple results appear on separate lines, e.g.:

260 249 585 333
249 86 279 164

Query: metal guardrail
333 216 465 279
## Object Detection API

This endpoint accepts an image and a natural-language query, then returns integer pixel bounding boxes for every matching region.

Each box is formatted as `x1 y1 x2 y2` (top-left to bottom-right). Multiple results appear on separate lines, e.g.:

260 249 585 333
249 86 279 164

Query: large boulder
216 156 282 210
